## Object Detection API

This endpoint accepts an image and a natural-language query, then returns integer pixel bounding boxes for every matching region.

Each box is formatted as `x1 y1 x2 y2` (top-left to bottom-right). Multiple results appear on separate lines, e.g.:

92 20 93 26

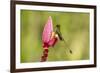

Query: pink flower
41 16 58 62
42 16 58 49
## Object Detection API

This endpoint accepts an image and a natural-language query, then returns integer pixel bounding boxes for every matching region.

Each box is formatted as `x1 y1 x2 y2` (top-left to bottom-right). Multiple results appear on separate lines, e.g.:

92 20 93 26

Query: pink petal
48 37 58 47
42 16 53 43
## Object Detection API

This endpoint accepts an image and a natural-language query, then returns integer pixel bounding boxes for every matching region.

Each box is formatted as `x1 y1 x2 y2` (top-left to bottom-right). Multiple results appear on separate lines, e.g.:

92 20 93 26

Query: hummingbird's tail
63 40 72 54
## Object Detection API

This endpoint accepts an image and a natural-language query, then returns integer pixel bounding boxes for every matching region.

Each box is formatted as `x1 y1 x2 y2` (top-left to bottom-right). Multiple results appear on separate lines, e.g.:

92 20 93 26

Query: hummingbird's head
56 24 60 28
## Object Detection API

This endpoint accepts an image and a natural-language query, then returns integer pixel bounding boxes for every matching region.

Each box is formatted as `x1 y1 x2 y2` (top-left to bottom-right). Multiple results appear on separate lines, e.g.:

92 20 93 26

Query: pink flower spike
42 16 53 47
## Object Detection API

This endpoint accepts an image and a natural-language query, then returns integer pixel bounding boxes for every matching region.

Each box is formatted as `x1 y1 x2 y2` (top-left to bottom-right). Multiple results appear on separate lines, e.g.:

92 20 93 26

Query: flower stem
41 49 49 62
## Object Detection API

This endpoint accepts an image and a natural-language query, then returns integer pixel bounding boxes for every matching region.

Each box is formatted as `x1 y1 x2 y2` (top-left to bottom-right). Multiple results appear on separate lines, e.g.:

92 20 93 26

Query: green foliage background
21 10 90 63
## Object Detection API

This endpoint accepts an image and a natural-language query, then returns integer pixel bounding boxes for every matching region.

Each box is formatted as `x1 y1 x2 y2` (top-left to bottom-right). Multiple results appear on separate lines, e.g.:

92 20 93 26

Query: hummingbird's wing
42 16 53 43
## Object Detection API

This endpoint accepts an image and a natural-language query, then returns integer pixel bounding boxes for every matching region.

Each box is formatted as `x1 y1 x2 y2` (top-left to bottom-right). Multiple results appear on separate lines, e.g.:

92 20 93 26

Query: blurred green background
20 9 90 63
